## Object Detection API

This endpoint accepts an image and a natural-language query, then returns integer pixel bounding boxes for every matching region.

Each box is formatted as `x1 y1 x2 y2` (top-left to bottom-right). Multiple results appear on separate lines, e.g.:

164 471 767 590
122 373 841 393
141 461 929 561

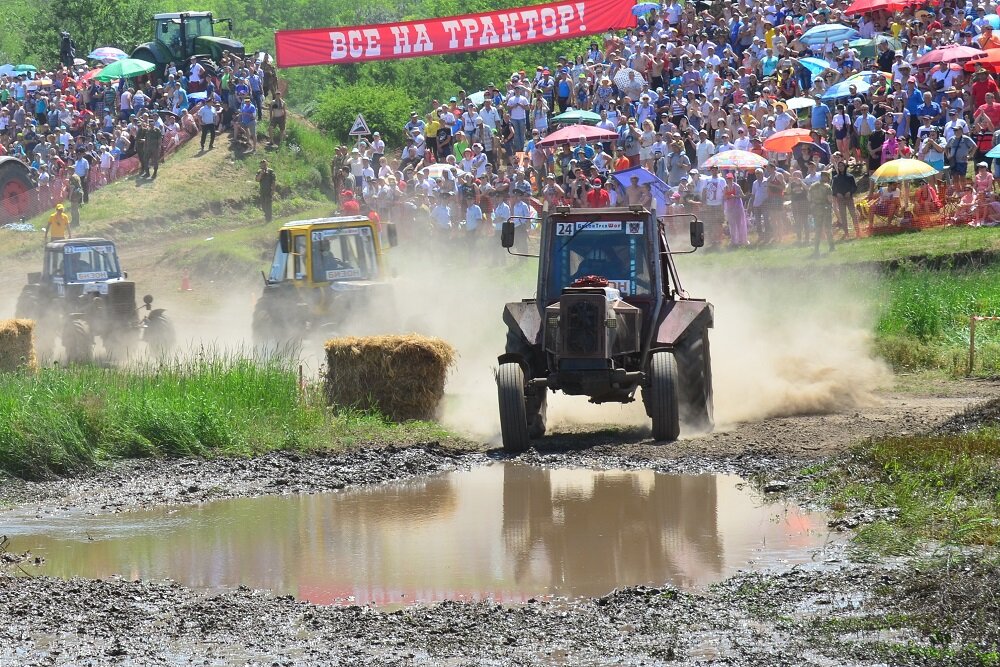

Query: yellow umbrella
871 158 938 183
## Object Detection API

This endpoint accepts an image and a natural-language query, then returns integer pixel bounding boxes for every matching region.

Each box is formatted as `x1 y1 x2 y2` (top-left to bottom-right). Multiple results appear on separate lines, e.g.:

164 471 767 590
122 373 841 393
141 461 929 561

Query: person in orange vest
45 204 71 242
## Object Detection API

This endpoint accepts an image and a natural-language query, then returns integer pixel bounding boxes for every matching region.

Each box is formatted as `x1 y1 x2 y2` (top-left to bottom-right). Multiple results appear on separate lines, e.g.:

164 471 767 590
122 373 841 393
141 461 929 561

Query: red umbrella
79 67 104 82
965 48 1000 72
913 44 985 66
762 128 813 153
844 0 912 15
537 124 618 148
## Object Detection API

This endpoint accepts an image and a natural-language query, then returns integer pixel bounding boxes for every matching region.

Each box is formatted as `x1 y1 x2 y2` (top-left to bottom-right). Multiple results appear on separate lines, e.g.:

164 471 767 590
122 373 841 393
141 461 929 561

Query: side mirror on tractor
690 218 705 249
279 229 291 254
500 220 515 248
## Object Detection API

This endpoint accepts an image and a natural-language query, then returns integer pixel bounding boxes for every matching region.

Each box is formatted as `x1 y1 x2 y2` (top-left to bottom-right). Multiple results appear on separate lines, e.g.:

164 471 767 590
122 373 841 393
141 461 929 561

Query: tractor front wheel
497 362 530 454
647 350 680 442
144 311 176 357
63 319 93 365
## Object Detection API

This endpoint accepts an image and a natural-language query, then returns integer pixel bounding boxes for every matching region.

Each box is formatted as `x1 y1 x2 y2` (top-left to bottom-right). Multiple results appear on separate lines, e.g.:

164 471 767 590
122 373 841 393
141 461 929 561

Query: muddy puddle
3 463 835 606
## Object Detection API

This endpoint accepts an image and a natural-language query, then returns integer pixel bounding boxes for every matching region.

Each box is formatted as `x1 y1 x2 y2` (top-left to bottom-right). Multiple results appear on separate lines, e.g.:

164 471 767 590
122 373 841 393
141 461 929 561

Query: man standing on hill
136 118 149 177
146 121 163 179
268 91 287 147
256 159 276 223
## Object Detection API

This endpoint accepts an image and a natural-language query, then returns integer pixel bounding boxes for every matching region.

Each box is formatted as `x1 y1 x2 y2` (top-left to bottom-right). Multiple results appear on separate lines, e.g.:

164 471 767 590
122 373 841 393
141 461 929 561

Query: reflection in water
3 465 832 606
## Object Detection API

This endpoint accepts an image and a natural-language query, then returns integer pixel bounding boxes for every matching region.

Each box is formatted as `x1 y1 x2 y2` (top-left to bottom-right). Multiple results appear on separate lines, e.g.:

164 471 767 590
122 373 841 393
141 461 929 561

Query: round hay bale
0 319 37 372
324 334 456 421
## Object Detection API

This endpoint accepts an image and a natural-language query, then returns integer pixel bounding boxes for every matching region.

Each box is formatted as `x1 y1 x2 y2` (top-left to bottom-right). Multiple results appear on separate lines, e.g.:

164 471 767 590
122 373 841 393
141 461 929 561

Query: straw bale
0 319 37 372
324 334 456 421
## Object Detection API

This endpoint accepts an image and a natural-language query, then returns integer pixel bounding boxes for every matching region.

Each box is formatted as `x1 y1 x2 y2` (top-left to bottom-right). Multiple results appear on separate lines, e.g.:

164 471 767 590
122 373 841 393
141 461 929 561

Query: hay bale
0 319 37 372
324 335 456 421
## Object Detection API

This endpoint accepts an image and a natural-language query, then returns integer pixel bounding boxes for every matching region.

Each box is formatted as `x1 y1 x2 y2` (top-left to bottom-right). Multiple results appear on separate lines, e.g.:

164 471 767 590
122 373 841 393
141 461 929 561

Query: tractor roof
152 12 213 19
281 216 373 230
46 237 115 249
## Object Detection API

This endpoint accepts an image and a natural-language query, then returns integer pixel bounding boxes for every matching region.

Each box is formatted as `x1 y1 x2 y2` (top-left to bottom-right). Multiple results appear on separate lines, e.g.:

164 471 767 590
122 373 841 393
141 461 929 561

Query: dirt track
1 381 996 666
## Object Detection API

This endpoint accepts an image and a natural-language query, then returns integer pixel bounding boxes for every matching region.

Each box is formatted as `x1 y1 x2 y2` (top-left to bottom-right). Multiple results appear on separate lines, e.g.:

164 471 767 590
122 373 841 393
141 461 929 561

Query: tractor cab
154 13 217 60
37 238 125 296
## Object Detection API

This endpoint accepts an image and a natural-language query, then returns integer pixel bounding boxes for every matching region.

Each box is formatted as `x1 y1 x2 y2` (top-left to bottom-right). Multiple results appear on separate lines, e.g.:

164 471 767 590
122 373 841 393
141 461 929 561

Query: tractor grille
106 282 136 319
561 295 605 358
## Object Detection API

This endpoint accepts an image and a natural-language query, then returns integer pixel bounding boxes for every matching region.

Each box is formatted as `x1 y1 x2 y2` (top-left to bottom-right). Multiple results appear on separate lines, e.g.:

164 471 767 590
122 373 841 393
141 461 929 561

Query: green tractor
131 12 244 77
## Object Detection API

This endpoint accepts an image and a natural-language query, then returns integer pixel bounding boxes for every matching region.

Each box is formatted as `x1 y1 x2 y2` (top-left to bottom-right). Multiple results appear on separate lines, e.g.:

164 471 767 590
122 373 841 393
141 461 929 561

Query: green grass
811 432 1000 555
0 351 453 481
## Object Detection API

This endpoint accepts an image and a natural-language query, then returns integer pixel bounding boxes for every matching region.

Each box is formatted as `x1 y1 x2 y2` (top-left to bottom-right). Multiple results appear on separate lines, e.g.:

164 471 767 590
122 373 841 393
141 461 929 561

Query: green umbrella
849 36 901 60
551 109 602 125
14 64 36 73
95 58 155 82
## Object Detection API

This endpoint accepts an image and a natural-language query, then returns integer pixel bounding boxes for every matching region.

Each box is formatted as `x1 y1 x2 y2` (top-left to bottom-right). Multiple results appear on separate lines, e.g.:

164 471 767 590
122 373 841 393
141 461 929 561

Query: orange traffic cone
179 270 193 292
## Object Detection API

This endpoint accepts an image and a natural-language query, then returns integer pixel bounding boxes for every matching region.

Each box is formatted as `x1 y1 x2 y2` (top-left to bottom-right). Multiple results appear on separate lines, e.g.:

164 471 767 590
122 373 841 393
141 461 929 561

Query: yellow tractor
252 216 397 345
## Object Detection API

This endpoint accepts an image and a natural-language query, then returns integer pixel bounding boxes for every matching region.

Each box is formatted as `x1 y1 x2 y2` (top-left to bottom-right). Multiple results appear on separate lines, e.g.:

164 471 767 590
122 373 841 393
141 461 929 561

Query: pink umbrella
79 67 104 82
913 44 985 66
537 124 619 148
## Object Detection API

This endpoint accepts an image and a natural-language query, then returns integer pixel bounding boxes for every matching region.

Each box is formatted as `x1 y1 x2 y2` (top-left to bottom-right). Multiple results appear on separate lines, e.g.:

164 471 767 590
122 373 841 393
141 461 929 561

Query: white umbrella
786 96 817 110
421 163 470 180
88 47 128 63
468 90 487 106
613 67 646 92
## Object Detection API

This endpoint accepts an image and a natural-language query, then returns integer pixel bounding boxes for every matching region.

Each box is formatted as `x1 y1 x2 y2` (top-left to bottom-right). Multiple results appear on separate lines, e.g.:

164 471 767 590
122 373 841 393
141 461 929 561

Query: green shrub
313 83 417 148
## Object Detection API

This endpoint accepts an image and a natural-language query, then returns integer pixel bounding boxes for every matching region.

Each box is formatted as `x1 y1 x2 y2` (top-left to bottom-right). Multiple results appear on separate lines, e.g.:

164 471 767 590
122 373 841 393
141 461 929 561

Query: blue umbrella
985 14 1000 29
821 78 872 100
632 3 660 16
0 64 14 77
799 24 860 46
799 57 834 75
987 144 1000 159
188 91 208 101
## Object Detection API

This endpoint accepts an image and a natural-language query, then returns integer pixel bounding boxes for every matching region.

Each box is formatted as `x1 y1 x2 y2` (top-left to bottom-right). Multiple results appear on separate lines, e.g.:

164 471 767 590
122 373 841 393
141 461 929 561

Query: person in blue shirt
904 79 925 142
915 91 943 130
811 100 831 136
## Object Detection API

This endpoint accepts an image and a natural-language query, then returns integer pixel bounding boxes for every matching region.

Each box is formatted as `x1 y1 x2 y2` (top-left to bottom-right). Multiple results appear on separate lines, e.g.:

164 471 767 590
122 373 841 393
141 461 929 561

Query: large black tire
648 350 680 442
144 311 176 357
63 319 93 364
676 330 715 432
497 362 530 453
14 285 37 320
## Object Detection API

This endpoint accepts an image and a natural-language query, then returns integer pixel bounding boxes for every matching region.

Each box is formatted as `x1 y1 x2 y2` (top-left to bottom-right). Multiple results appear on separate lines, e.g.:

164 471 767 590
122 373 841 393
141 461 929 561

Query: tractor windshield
310 226 379 282
62 244 122 282
544 219 652 303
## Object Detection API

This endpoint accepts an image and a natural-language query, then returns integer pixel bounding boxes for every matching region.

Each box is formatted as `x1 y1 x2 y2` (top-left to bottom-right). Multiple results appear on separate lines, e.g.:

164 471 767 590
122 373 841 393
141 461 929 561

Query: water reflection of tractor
14 238 175 362
252 217 398 345
132 12 244 77
497 206 714 451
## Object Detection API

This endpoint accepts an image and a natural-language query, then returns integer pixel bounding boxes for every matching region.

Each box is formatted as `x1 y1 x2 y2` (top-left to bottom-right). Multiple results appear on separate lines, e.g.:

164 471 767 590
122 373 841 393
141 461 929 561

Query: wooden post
969 315 977 377
298 363 305 398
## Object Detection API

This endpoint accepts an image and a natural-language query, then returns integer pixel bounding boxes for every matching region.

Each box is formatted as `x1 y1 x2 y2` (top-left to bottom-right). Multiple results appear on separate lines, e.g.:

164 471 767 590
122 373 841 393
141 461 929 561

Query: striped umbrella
703 150 769 170
871 158 938 183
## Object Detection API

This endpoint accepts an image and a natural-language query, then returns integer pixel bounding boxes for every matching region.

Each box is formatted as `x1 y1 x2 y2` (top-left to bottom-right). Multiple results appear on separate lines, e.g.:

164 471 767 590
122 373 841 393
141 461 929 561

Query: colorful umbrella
849 36 902 59
798 57 834 75
88 47 128 62
871 158 938 183
95 58 155 82
786 96 817 110
703 150 769 170
844 0 913 15
821 78 872 100
965 48 1000 72
537 124 618 148
799 24 859 46
762 129 813 153
551 109 602 125
913 44 984 66
632 2 660 16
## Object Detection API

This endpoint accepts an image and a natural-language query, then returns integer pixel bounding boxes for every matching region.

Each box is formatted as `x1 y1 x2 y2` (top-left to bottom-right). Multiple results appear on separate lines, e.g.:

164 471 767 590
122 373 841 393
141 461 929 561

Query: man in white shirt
479 100 501 131
506 85 529 152
701 165 726 247
695 130 715 168
943 108 969 142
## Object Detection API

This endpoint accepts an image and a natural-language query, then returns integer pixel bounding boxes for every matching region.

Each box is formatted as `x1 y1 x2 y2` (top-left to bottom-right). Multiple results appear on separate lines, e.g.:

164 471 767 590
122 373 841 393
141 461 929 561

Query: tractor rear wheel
14 285 38 320
63 319 93 364
497 362 530 453
676 330 714 432
144 312 176 357
647 350 680 442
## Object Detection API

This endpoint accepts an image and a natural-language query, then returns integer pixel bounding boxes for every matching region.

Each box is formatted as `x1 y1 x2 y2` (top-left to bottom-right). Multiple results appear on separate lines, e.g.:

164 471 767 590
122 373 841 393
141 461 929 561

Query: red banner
275 0 636 68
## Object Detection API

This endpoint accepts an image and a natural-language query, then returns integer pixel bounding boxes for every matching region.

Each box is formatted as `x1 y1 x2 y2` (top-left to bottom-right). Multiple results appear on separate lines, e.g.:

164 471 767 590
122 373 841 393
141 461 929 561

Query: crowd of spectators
331 0 1000 253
